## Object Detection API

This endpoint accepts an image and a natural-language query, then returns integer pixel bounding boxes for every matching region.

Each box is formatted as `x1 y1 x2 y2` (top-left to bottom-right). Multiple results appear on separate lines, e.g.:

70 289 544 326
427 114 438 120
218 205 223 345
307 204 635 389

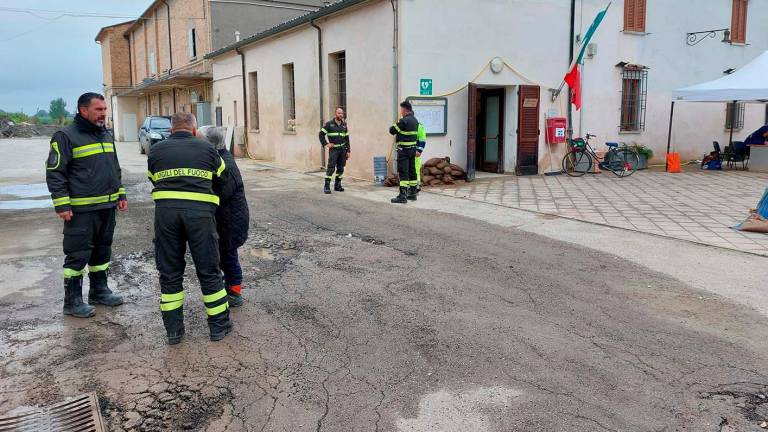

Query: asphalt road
1 139 768 431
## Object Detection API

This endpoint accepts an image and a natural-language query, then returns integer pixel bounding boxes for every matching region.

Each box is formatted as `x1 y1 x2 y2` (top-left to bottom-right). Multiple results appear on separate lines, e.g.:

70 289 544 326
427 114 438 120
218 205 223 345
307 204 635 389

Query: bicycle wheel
562 149 592 177
606 149 640 177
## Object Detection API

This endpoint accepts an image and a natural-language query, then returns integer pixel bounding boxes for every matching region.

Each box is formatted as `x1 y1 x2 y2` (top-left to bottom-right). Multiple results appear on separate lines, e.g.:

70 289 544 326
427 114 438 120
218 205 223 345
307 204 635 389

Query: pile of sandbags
421 157 466 186
383 173 400 187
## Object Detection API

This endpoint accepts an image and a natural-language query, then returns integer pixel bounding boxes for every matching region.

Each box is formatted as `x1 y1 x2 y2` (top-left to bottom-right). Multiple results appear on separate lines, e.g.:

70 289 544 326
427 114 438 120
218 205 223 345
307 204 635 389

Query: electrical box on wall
546 117 567 144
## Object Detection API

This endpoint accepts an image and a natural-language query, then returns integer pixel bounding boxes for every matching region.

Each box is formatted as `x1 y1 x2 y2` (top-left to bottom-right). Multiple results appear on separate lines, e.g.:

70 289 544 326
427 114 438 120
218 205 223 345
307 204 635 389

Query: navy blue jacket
214 149 249 250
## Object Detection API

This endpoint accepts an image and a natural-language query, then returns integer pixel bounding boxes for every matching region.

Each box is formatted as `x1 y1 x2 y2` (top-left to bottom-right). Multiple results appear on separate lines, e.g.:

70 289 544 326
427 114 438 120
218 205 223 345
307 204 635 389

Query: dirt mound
0 119 59 138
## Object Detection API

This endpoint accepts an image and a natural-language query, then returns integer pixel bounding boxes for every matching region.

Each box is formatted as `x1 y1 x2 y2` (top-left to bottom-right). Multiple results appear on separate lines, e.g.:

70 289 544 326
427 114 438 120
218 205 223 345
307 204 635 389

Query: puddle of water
0 199 52 210
0 183 49 199
0 260 52 298
0 183 52 210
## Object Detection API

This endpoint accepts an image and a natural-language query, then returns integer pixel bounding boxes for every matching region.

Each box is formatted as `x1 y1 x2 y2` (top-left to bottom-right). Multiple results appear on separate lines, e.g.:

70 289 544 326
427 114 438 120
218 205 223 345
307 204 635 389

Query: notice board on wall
407 97 448 136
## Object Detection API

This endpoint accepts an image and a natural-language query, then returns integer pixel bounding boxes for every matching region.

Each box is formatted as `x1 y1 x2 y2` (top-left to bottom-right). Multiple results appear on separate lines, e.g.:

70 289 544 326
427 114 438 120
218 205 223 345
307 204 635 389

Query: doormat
0 393 105 432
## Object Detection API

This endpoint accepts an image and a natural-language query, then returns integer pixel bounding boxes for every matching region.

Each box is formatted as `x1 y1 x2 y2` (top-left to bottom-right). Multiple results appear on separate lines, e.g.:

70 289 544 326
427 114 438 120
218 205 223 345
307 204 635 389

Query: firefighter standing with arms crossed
147 112 232 345
319 107 350 194
389 101 420 203
46 92 126 318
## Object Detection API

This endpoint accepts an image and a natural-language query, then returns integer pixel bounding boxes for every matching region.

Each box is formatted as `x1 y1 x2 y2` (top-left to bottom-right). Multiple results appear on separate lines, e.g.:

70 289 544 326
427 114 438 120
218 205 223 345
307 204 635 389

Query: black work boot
63 277 96 318
407 186 418 201
391 187 408 204
161 291 185 345
324 178 332 194
88 270 124 306
209 309 233 342
334 178 345 192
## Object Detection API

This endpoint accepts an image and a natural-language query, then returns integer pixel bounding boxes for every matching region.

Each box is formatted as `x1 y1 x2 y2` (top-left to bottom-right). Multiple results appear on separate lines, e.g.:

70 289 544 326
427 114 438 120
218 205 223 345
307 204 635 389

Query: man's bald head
171 112 198 134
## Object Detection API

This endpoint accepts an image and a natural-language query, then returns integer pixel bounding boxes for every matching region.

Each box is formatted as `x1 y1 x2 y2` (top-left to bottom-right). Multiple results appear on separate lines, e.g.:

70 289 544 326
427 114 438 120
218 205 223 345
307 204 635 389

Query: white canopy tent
666 50 768 166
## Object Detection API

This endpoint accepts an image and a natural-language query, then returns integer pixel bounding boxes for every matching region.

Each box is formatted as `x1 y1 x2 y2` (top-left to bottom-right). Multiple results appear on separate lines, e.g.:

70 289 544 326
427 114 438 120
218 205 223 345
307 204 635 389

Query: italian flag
564 2 611 110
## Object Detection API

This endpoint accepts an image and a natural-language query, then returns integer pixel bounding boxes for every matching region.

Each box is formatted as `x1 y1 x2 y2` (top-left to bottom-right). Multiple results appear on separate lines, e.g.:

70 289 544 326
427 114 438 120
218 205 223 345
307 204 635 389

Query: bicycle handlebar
585 133 596 139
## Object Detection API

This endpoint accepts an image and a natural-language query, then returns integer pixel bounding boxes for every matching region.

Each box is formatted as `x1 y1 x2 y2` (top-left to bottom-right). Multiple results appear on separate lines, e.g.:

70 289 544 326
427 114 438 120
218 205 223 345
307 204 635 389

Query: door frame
478 88 505 174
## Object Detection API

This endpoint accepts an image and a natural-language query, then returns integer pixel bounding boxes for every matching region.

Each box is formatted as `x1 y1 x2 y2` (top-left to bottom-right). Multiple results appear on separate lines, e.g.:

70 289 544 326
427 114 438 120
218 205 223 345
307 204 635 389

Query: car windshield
150 118 171 130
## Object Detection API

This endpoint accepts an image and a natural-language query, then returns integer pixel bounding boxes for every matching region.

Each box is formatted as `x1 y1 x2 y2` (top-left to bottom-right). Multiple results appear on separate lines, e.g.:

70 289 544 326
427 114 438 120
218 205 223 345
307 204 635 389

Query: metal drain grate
0 393 105 432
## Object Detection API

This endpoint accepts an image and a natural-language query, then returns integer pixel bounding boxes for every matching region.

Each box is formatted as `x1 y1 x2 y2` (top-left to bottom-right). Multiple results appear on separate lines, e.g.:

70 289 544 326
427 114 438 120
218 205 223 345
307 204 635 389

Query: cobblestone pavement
430 170 768 255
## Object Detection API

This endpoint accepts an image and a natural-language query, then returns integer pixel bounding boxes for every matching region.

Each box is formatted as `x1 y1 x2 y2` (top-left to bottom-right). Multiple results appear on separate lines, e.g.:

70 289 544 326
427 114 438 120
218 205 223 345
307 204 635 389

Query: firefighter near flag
561 2 611 110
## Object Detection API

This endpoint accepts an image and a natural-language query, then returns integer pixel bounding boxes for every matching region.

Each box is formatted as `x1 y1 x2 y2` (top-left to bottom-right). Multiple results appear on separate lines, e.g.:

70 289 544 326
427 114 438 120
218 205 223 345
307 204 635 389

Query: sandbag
442 166 453 174
436 161 449 169
428 167 443 175
422 175 435 183
425 158 442 167
450 169 464 178
429 179 444 186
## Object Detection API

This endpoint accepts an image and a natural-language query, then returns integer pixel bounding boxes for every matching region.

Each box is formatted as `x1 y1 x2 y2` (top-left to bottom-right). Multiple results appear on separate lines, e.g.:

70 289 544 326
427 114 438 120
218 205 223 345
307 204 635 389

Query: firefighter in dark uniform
319 107 350 194
46 92 126 318
147 112 232 345
389 101 420 203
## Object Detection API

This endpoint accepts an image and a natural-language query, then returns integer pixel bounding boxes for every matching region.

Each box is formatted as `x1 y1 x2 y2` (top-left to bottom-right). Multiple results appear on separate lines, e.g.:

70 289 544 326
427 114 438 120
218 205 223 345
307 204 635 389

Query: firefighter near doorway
319 107 350 194
389 101 420 204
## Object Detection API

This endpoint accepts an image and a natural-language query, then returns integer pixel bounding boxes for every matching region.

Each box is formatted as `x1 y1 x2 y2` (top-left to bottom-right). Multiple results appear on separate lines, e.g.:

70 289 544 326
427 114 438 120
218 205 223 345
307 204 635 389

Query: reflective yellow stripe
70 193 120 206
202 288 227 304
399 181 410 187
216 157 226 177
72 143 115 159
118 187 126 195
326 132 349 137
397 142 417 146
206 302 229 316
52 196 71 206
63 268 84 278
393 124 417 135
152 191 220 205
161 292 185 302
89 263 110 272
160 300 184 311
151 168 213 182
320 128 328 134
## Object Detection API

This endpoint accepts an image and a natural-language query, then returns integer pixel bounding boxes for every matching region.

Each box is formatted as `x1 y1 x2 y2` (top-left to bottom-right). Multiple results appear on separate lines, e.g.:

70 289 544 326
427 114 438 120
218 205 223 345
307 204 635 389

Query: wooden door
466 83 479 181
516 85 540 175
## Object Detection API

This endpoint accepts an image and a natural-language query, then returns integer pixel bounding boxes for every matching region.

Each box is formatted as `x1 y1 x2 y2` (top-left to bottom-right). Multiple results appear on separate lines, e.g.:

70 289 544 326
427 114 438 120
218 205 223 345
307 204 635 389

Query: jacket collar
74 114 105 134
170 131 193 138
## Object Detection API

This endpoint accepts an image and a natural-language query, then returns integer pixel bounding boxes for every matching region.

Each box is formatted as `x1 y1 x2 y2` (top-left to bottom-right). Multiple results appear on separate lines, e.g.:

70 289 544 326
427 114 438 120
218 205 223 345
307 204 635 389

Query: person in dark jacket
148 113 232 344
45 92 126 318
319 107 350 194
199 126 250 307
389 101 420 203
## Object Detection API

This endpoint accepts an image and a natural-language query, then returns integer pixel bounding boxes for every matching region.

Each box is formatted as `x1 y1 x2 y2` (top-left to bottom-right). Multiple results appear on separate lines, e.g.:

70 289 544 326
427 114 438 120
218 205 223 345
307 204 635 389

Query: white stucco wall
209 0 394 176
577 0 768 163
399 0 571 173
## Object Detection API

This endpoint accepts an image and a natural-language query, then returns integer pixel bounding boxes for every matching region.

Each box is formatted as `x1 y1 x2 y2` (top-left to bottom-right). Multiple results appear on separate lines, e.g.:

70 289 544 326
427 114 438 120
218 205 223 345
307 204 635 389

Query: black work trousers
63 207 116 280
396 146 418 187
325 146 348 180
154 206 229 335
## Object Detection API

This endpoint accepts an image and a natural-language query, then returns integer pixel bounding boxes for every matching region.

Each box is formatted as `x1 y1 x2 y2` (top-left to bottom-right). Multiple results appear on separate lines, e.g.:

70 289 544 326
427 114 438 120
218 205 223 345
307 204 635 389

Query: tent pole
665 101 675 171
728 100 737 147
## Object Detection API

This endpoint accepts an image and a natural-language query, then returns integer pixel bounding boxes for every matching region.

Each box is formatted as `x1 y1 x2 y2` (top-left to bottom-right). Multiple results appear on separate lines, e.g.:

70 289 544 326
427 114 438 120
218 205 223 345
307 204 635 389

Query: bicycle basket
570 138 586 150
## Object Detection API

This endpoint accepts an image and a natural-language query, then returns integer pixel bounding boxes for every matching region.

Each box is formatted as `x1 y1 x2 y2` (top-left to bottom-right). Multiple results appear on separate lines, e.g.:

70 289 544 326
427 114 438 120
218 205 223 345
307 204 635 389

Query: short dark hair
77 93 105 111
400 101 412 112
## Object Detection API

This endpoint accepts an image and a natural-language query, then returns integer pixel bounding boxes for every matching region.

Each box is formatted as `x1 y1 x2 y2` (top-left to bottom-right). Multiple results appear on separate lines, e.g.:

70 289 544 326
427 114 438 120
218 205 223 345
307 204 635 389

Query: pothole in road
701 387 768 426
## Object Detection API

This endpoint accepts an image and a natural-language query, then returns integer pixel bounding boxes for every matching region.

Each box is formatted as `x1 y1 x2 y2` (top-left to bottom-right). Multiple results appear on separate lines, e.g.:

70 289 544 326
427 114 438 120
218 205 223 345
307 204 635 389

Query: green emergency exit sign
420 79 433 96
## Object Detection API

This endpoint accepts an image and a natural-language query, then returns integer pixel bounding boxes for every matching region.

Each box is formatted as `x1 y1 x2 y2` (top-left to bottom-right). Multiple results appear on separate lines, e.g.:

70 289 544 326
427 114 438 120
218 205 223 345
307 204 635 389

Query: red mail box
546 117 567 144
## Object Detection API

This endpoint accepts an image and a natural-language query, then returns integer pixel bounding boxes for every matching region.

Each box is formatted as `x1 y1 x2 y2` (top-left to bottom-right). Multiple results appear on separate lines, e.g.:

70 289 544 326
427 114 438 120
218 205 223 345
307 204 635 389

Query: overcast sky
0 1 146 114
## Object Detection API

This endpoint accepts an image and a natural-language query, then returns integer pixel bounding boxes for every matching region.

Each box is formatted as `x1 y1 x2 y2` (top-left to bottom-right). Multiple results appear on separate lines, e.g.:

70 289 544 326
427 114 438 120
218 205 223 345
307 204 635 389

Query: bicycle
562 134 640 178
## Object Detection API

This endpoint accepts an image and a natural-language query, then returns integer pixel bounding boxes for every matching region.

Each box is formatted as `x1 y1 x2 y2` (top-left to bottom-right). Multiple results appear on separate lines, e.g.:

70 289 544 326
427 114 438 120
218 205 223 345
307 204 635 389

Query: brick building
96 0 326 142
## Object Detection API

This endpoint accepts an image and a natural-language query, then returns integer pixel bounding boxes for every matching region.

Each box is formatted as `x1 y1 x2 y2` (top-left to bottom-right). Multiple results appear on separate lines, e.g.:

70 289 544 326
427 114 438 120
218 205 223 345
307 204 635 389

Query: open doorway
477 88 505 173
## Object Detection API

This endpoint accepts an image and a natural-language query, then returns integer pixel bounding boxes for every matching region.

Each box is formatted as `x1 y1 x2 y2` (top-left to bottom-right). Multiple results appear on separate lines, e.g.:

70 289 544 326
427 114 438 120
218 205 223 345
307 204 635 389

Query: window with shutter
731 0 748 44
624 0 646 33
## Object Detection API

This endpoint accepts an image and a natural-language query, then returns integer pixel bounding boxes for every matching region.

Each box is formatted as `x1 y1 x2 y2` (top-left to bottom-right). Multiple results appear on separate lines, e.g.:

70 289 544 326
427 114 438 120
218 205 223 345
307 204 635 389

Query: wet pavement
2 139 768 431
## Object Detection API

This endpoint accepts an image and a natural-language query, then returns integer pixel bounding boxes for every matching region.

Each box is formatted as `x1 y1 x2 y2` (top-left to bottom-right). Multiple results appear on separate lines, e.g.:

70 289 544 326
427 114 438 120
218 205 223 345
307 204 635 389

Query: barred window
725 102 745 130
620 67 648 132
282 63 296 131
329 51 347 114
